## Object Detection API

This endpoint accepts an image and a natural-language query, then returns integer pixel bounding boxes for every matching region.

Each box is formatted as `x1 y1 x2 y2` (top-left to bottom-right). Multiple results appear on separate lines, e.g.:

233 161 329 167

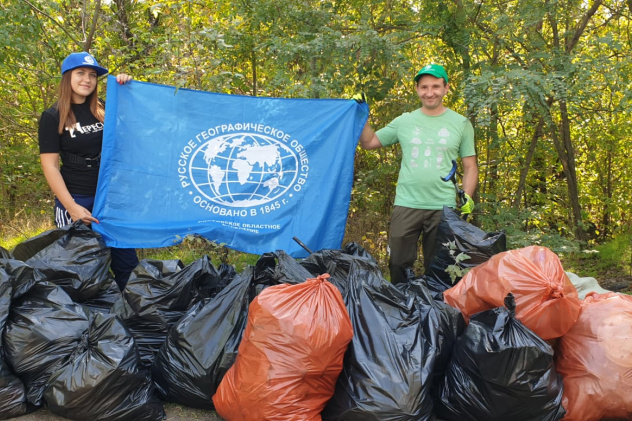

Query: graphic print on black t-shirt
38 101 105 195
66 120 104 139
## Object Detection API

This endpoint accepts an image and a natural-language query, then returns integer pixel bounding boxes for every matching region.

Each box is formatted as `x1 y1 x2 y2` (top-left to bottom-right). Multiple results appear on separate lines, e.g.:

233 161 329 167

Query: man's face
415 74 449 111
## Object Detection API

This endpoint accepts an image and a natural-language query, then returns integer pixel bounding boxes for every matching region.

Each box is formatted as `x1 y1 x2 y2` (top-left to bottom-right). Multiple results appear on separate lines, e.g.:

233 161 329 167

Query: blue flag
92 77 368 257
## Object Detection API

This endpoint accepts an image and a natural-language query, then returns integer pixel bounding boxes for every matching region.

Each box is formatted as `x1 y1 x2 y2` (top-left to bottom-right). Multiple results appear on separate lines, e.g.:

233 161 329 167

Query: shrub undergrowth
1 203 631 282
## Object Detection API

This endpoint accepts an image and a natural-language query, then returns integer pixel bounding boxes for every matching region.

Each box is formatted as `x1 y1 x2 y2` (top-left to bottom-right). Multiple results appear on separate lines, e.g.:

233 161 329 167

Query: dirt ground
599 275 632 294
11 403 223 421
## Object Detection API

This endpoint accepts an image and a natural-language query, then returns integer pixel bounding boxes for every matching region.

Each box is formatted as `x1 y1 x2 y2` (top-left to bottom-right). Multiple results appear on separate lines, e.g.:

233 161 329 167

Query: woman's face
70 67 97 103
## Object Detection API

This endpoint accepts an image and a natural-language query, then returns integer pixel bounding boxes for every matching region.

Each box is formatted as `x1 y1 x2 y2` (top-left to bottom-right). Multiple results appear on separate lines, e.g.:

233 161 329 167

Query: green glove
352 92 366 103
459 193 475 215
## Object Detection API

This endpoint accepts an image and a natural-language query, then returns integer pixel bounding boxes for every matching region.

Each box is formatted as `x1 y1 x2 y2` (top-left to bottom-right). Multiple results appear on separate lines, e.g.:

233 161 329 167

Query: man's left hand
352 92 366 103
459 193 475 215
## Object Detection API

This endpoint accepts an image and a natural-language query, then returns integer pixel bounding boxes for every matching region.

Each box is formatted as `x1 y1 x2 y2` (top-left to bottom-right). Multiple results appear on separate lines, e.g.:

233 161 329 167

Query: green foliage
344 146 400 274
443 241 472 284
561 232 632 279
476 201 581 254
137 234 259 270
0 134 51 222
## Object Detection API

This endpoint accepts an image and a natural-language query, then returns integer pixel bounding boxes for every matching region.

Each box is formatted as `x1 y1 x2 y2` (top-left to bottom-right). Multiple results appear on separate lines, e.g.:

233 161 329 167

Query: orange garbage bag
213 274 353 421
556 292 632 421
443 245 580 340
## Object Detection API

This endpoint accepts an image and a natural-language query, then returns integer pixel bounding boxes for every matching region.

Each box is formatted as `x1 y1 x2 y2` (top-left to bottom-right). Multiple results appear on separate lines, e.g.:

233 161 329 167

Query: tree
2 0 632 255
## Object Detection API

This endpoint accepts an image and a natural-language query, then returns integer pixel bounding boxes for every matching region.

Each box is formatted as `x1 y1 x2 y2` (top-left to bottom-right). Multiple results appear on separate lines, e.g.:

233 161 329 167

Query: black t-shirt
38 101 104 195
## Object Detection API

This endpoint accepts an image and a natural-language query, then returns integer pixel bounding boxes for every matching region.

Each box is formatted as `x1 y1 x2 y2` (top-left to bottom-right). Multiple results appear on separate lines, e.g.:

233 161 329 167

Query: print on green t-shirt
376 108 475 210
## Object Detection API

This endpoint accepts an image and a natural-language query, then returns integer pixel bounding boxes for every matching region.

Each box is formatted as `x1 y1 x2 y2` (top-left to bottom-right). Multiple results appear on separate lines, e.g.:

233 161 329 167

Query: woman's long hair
56 70 106 134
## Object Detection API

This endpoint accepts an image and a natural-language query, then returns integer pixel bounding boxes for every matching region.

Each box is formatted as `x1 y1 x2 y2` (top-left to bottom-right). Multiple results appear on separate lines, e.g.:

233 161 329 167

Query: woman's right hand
69 203 100 225
40 153 100 225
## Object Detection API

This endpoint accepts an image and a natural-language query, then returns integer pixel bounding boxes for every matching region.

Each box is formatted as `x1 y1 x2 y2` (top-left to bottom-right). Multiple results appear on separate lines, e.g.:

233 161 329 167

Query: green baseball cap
414 64 448 83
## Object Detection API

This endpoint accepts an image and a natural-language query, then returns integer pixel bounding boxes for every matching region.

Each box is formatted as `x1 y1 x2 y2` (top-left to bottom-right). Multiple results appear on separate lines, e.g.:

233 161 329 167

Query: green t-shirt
376 108 476 209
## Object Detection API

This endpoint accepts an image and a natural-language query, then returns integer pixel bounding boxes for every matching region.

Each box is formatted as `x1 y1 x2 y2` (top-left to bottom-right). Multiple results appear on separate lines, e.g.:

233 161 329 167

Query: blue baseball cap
414 64 449 83
61 52 109 76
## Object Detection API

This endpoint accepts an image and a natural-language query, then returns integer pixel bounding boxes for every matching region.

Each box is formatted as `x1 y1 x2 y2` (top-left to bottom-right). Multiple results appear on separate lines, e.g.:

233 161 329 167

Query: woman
38 51 139 291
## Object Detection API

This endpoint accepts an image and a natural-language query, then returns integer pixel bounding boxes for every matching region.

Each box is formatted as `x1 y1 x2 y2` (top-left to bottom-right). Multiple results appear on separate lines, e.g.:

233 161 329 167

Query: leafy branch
443 240 471 284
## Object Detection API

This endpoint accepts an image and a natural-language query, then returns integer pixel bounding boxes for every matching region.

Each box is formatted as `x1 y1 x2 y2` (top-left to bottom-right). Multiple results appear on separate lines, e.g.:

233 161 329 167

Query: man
358 63 478 284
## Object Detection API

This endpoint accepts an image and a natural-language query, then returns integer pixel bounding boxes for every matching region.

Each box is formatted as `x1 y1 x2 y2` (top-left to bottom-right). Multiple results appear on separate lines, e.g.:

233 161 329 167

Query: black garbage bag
322 260 439 421
436 294 565 421
4 282 90 406
0 359 30 419
10 221 115 302
151 266 258 409
423 206 506 298
253 250 313 286
82 281 122 314
111 255 231 367
342 242 378 262
152 250 306 409
202 262 236 297
9 226 67 261
399 278 465 402
300 246 384 297
0 259 33 418
0 247 11 259
0 258 45 302
43 312 164 421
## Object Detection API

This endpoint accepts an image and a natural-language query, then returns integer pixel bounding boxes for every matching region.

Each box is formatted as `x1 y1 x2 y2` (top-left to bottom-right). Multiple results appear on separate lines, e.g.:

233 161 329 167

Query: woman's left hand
116 74 133 84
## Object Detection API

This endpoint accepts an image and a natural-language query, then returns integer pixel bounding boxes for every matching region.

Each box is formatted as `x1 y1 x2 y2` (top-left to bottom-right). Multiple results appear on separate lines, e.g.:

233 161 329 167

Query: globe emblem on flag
189 132 299 207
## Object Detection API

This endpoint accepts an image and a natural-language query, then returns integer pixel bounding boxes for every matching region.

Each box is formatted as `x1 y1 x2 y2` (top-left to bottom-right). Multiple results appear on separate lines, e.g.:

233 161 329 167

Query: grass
2 213 632 289
0 216 260 272
559 232 632 279
136 235 260 271
0 213 54 251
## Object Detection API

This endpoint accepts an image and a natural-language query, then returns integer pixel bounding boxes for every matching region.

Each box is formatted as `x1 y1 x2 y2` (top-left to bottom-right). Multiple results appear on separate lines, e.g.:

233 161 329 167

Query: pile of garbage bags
0 207 630 421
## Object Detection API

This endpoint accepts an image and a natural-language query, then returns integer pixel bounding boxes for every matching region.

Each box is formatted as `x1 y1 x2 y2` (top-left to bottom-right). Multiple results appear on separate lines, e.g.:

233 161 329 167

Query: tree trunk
513 118 544 209
83 0 102 51
549 100 587 242
484 103 499 198
601 145 613 236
